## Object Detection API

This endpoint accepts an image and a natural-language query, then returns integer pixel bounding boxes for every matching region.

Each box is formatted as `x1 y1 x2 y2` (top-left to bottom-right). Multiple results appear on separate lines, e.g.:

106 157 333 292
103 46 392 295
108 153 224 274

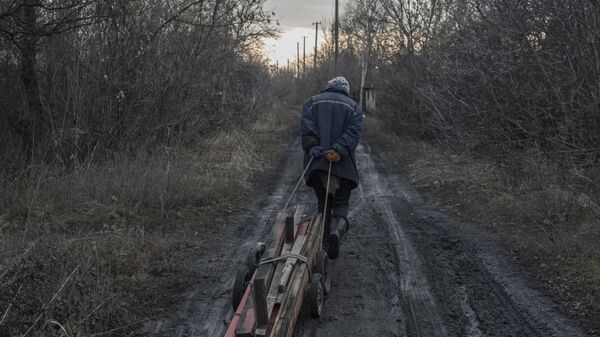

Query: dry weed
0 102 293 336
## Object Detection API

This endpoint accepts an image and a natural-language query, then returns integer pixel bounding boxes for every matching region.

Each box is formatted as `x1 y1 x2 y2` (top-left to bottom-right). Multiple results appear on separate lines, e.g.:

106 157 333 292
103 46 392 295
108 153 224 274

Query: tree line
323 0 599 185
0 0 276 167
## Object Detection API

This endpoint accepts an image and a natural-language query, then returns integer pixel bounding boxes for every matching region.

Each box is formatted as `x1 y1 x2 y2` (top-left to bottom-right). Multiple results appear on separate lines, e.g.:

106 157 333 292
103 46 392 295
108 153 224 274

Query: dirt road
146 140 589 337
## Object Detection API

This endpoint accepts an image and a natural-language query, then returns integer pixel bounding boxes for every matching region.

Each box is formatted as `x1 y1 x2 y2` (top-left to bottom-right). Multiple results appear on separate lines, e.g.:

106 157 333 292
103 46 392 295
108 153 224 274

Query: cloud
262 0 349 65
264 0 347 29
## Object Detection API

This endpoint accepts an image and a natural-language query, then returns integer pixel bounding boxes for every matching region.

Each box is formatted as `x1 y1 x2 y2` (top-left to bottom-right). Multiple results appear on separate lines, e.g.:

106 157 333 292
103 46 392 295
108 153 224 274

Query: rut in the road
294 143 587 337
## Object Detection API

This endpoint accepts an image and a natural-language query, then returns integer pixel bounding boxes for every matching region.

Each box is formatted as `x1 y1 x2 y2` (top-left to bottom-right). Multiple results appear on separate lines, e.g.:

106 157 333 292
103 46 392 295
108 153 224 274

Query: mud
144 140 589 337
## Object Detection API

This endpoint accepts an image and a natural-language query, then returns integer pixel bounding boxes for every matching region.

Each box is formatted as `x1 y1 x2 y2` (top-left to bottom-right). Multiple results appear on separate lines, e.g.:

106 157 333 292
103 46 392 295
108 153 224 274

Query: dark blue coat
301 88 363 190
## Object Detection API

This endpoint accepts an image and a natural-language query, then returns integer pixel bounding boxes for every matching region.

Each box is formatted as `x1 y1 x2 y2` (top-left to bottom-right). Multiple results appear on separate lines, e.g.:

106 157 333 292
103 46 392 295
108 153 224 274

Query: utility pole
334 0 339 74
360 17 373 111
313 21 321 69
287 58 290 76
297 42 300 78
303 36 307 76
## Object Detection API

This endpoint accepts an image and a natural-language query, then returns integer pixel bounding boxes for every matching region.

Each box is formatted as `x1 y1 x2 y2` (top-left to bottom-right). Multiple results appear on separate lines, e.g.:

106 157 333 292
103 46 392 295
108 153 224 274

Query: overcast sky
263 0 349 65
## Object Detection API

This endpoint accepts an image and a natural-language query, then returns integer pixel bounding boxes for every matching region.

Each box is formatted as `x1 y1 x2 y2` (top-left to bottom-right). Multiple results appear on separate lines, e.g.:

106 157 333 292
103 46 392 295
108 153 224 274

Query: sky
263 0 349 66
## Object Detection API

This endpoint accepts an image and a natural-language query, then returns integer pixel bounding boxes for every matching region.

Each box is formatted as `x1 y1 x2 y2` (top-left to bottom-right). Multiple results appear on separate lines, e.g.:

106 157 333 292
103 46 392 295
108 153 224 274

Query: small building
364 87 376 114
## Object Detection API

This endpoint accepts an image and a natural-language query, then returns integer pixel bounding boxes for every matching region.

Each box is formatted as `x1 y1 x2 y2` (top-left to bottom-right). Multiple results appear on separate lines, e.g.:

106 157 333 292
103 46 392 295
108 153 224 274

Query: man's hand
310 146 324 159
324 149 341 163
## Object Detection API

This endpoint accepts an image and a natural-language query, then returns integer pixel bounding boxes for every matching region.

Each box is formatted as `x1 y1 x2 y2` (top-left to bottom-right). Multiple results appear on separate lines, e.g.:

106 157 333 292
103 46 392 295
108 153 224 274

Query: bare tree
0 0 277 164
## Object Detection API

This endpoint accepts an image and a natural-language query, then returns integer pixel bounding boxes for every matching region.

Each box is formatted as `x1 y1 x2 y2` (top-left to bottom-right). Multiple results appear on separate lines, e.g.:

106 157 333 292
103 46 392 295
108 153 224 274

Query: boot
328 216 349 259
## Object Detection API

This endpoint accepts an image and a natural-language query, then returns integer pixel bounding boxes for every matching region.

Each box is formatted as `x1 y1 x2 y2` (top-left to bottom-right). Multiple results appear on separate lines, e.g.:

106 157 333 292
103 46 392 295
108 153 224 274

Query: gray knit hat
327 76 350 94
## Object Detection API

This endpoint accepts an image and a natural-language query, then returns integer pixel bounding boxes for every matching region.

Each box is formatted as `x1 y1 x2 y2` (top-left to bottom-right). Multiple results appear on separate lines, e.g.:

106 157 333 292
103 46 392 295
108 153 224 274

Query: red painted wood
232 213 288 336
296 221 308 236
224 213 313 337
224 275 254 337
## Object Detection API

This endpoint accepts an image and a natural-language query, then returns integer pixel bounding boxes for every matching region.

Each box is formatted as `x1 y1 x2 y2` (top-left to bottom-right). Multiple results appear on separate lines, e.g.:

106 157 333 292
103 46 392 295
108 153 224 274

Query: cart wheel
308 273 324 318
313 250 331 294
232 264 251 310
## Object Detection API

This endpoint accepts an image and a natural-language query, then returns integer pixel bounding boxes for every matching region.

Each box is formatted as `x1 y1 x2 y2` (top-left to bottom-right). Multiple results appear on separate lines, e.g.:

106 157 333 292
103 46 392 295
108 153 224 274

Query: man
301 76 363 259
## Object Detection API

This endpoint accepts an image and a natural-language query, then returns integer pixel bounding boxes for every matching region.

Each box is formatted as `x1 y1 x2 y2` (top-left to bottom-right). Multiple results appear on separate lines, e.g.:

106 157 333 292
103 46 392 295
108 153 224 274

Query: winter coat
301 88 363 190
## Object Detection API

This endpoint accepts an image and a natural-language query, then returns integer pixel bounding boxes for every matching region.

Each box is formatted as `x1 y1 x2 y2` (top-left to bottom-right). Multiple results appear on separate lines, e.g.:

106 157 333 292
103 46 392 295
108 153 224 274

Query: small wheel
313 250 330 294
307 273 324 318
232 264 251 310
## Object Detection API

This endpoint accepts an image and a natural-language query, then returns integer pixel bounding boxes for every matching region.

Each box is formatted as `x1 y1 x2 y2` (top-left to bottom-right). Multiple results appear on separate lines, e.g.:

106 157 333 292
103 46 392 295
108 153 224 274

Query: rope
281 155 332 216
281 156 314 213
321 161 333 249
279 155 332 251
258 253 309 266
322 161 333 223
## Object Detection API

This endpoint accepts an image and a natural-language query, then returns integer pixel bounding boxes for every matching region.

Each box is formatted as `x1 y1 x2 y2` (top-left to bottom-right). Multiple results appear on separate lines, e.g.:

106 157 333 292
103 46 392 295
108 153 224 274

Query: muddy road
146 140 589 337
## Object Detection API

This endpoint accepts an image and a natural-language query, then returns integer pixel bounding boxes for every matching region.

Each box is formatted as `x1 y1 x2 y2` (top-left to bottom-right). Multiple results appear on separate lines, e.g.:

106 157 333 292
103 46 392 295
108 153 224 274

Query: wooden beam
277 236 305 293
224 274 255 337
271 214 323 337
235 289 257 337
285 209 295 244
293 205 304 227
266 218 308 316
236 211 288 336
254 277 269 335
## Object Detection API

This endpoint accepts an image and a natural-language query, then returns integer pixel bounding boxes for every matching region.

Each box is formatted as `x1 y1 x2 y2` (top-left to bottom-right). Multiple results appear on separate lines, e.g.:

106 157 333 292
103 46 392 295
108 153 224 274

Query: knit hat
327 76 350 94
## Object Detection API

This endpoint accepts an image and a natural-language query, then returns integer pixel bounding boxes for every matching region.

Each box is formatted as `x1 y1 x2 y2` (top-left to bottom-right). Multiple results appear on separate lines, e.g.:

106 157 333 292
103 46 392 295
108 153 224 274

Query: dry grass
365 116 600 333
0 102 294 336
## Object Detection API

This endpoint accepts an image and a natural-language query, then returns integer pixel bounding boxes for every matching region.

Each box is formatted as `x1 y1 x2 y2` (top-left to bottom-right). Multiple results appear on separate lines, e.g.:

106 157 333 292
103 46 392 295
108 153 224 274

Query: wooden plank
267 218 309 312
254 211 292 286
236 212 288 336
271 214 324 337
265 243 292 316
254 278 269 335
277 219 310 296
224 274 255 337
266 262 285 313
293 205 304 228
277 236 305 293
285 209 295 244
235 287 256 337
273 264 311 337
257 209 296 334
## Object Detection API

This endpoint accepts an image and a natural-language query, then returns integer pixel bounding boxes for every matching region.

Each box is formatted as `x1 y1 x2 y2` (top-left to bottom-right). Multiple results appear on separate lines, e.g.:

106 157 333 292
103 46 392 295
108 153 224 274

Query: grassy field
364 116 600 334
0 101 294 337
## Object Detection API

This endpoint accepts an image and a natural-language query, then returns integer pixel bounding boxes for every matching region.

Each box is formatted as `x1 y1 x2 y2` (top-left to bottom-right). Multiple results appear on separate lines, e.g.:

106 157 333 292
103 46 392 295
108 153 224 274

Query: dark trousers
313 177 352 232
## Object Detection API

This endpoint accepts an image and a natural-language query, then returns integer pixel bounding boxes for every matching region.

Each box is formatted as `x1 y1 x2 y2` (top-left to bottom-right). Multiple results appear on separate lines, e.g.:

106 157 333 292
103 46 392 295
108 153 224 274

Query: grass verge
0 101 294 336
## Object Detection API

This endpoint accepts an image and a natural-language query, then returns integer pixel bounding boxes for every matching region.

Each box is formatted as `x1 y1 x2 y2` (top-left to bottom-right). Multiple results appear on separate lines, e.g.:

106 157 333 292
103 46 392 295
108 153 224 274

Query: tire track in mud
151 141 588 337
294 143 447 337
294 143 587 337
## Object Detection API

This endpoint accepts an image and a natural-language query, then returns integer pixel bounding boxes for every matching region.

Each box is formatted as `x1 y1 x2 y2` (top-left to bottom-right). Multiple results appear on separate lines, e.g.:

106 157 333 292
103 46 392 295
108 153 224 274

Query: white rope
281 155 332 235
322 161 333 224
281 156 314 213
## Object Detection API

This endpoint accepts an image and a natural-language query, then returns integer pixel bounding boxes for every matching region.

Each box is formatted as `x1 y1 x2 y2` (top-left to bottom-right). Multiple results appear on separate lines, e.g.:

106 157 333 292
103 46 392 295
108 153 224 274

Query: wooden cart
224 206 330 337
